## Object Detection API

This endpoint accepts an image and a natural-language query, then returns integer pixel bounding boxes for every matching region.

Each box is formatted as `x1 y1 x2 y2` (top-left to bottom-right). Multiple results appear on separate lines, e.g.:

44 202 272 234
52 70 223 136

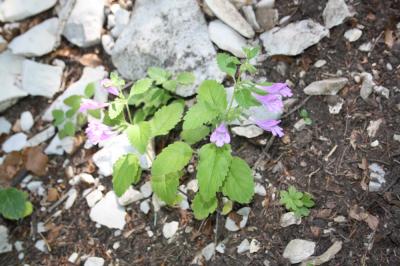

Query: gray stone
237 239 250 254
0 0 57 22
369 163 386 192
20 111 34 132
22 60 63 98
255 7 278 31
64 188 77 210
2 133 27 152
303 78 348 95
241 5 261 32
112 0 223 97
63 0 105 47
27 126 55 147
367 119 383 138
208 20 247 58
84 257 105 266
90 191 127 229
0 226 12 254
280 212 302 227
140 200 150 214
140 181 153 198
260 19 329 56
373 86 390 99
117 186 144 206
34 240 48 253
85 189 103 208
101 34 114 55
9 18 59 56
202 243 215 261
359 42 372 52
314 59 327 68
250 239 261 253
109 5 130 38
256 0 275 8
283 239 316 264
0 117 12 135
163 221 179 239
232 125 263 138
323 0 352 29
344 28 362 42
205 0 255 38
360 72 374 100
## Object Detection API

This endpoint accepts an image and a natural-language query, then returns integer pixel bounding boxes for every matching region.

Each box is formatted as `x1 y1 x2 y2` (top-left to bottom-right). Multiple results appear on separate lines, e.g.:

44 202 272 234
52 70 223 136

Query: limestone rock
0 0 57 22
323 0 352 29
303 78 348 96
90 191 127 229
283 239 316 264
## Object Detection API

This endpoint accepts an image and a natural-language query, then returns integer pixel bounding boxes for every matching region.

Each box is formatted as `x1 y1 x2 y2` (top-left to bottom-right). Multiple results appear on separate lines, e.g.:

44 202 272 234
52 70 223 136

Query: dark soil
1 0 400 265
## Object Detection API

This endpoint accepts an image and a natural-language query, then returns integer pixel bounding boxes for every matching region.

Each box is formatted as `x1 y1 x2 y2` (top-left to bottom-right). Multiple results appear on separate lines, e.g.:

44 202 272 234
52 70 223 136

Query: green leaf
150 101 184 136
112 154 142 197
63 95 82 109
110 71 125 88
300 109 309 118
234 88 261 108
222 200 233 215
130 78 153 96
216 53 240 77
197 144 232 201
177 72 195 85
182 102 218 130
304 118 313 125
151 141 192 177
87 109 101 119
109 101 125 119
147 67 171 85
126 122 152 154
243 46 260 59
191 193 218 220
222 157 254 204
240 61 257 74
197 80 227 111
180 126 210 145
302 193 315 208
23 201 33 217
103 110 125 127
63 121 76 137
133 109 146 123
162 80 178 92
151 171 181 205
0 188 30 220
65 108 78 118
52 109 64 126
76 112 87 127
84 82 96 98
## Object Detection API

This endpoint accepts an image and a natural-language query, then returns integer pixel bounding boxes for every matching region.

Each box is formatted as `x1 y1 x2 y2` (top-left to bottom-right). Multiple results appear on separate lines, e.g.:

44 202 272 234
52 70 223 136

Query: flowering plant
80 47 292 219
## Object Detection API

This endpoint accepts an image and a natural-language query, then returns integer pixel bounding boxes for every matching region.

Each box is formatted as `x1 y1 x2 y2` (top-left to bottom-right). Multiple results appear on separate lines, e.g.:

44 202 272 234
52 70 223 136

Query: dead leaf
0 151 24 182
365 214 379 231
78 53 102 67
349 205 379 230
47 188 59 202
310 226 321 237
384 29 394 48
301 241 343 266
23 147 48 176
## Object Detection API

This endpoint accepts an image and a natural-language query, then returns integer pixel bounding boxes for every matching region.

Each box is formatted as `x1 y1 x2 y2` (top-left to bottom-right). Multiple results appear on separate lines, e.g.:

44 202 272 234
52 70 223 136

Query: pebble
367 119 383 138
255 183 267 196
27 181 45 196
20 111 34 132
394 134 400 142
344 28 362 42
257 0 275 8
241 5 261 32
250 239 261 253
163 221 179 239
110 5 130 38
90 191 127 229
373 86 390 99
359 42 372 52
112 242 120 250
370 140 379 147
225 207 250 231
139 181 153 198
101 34 114 55
232 125 264 138
27 126 56 147
68 252 79 263
84 257 105 266
314 59 327 68
360 72 375 100
323 0 352 29
34 240 48 253
14 241 23 252
2 133 27 152
280 212 302 227
283 239 316 264
117 186 144 206
45 135 64 155
85 189 103 208
186 179 199 193
237 239 250 254
327 96 345 115
304 78 348 96
0 117 12 134
0 226 12 254
201 243 215 261
140 200 150 214
369 163 386 192
255 7 278 31
0 0 57 22
64 188 78 210
294 119 306 131
333 215 347 223
216 242 226 254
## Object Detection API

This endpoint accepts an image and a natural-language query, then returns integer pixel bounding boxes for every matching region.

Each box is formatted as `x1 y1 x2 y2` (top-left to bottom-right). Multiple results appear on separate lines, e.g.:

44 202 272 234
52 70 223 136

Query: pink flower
85 120 115 145
210 124 231 147
259 83 293 97
79 99 108 113
101 78 119 96
254 94 283 113
255 119 284 137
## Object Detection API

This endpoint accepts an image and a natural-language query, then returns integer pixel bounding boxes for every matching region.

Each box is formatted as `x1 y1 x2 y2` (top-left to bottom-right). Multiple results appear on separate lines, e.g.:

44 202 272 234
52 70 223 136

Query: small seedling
280 186 315 217
300 109 312 125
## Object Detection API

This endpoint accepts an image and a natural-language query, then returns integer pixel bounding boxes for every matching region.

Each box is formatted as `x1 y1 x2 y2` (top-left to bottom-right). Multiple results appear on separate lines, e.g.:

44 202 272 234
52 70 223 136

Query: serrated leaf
151 171 181 205
177 72 195 85
84 82 96 98
180 126 210 145
234 88 261 108
151 141 192 177
198 80 227 111
126 122 152 154
217 53 240 77
103 110 125 127
300 109 309 118
112 154 141 197
222 157 254 204
147 67 171 85
192 193 218 220
0 188 30 220
150 101 184 136
52 109 64 126
130 78 153 96
243 46 260 59
63 95 82 109
162 80 178 92
110 71 125 87
197 144 232 201
63 121 76 137
182 103 218 130
109 101 125 119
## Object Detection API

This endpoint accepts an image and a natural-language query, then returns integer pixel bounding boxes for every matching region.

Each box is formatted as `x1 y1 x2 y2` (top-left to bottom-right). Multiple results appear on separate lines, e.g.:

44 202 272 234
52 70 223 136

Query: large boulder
111 0 224 97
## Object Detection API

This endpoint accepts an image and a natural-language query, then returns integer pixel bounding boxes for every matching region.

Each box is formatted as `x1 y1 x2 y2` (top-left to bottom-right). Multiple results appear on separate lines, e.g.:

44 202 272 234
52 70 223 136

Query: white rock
140 200 150 214
63 0 105 47
93 134 154 176
255 183 267 196
241 5 261 32
344 28 362 42
367 119 383 138
186 179 199 193
27 181 45 196
101 34 114 55
68 252 79 263
280 212 302 227
34 240 48 252
9 18 59 56
0 226 12 254
20 111 34 132
250 239 261 253
152 194 166 212
22 60 63 98
323 0 352 29
209 20 247 58
283 239 316 264
255 7 278 31
225 207 250 231
90 191 126 229
163 221 179 239
237 239 250 254
314 60 327 68
304 78 348 95
140 181 152 198
112 0 224 97
333 215 347 223
294 119 306 131
360 72 374 100
205 0 255 38
0 117 12 134
64 188 78 210
257 0 275 8
394 134 400 142
374 86 390 99
118 186 144 206
216 242 226 254
14 241 23 252
43 66 107 121
260 19 329 56
202 243 215 261
112 241 120 250
45 135 64 155
37 222 47 233
369 163 386 192
86 189 103 207
2 132 27 152
359 42 372 52
27 126 55 147
232 125 264 138
0 0 57 22
370 140 379 147
328 97 344 114
110 7 130 38
84 257 105 266
0 51 27 112
225 216 240 231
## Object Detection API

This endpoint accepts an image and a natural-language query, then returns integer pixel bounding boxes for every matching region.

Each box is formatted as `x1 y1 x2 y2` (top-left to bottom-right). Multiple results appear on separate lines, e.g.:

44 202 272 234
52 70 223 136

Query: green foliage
191 194 218 220
52 109 64 126
84 82 96 98
149 101 184 136
0 188 32 220
108 101 125 119
180 126 210 145
217 53 240 77
147 67 171 85
176 72 195 85
280 186 315 217
112 154 142 197
300 109 313 125
126 122 152 154
130 78 153 96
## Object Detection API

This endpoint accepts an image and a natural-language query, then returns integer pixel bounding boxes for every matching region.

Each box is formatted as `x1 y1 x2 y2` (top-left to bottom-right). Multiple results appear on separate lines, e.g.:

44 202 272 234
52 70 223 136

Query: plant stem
125 102 133 124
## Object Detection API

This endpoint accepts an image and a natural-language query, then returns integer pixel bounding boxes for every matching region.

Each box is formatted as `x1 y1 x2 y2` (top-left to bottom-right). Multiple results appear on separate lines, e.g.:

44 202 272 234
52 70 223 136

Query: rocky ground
0 0 400 265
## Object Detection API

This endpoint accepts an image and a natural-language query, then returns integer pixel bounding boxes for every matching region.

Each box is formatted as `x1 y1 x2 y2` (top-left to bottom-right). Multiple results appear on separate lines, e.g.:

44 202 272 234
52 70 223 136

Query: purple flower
259 83 293 97
254 119 284 137
79 99 108 113
101 78 119 96
85 120 115 145
210 124 231 147
254 94 283 113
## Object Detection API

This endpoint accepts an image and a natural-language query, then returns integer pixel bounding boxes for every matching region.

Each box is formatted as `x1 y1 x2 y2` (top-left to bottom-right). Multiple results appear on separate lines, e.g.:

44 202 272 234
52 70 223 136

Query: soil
1 0 400 265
